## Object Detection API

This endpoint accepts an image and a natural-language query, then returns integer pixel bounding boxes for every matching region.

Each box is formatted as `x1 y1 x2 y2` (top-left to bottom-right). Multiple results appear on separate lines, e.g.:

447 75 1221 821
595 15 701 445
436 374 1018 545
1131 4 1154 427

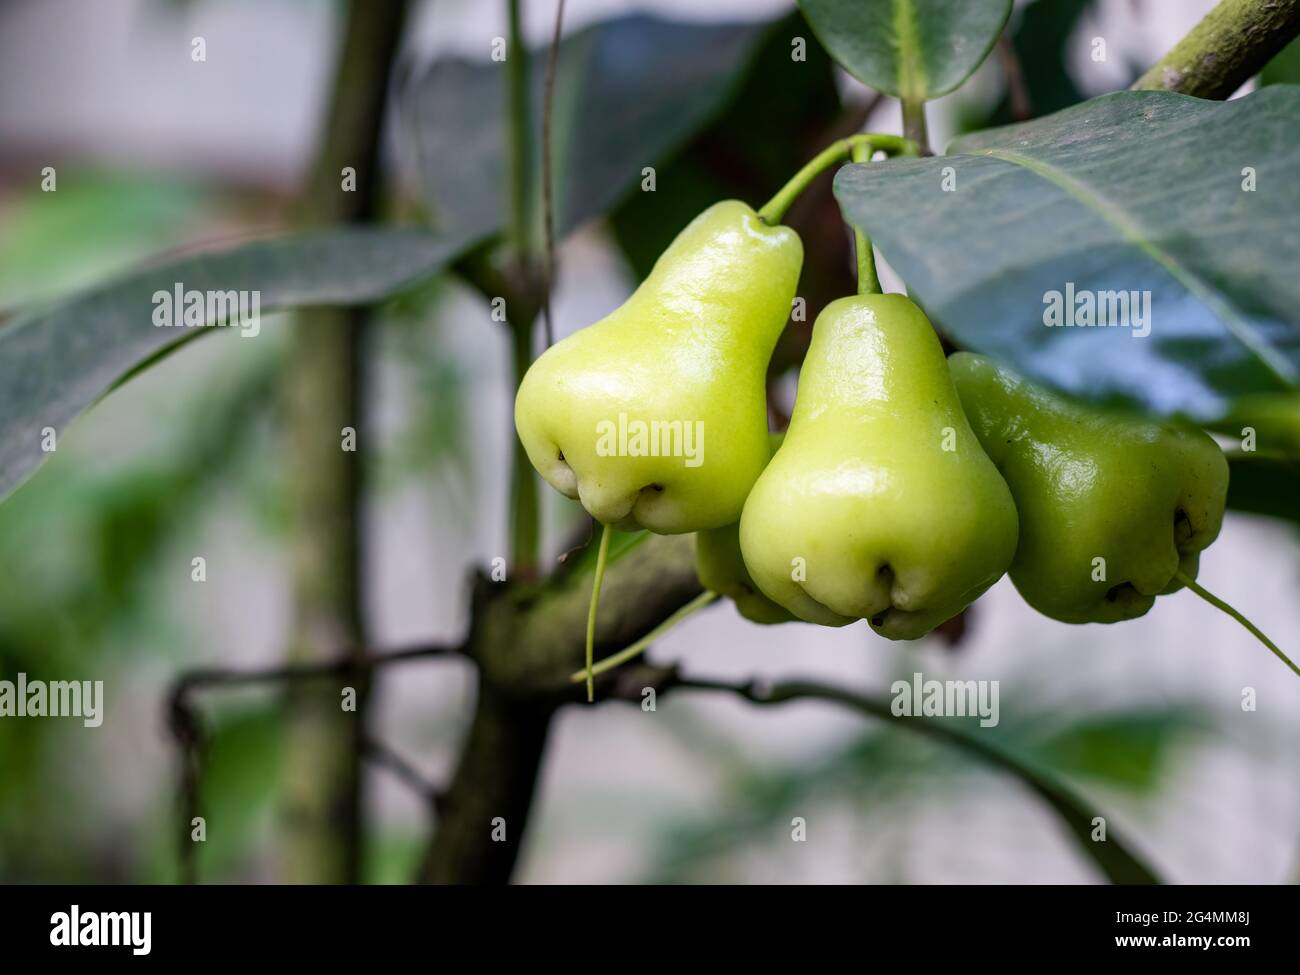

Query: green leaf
194 703 283 879
406 14 772 245
798 0 1011 101
834 86 1300 419
0 170 210 308
1028 709 1204 792
1260 35 1300 87
0 227 478 503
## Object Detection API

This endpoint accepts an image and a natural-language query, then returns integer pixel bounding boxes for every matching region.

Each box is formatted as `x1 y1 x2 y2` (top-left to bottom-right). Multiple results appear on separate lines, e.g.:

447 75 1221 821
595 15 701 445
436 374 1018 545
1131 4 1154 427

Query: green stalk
758 133 918 225
901 98 930 155
570 590 719 683
506 0 532 258
851 141 881 296
1174 569 1299 678
585 523 613 702
509 312 540 571
504 0 539 573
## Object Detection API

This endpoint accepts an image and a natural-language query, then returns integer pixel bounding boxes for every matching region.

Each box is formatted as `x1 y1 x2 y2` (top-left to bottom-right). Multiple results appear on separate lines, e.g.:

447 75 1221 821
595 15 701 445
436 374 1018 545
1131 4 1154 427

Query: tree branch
363 737 446 811
167 639 459 882
650 671 1159 885
1132 0 1300 98
414 532 703 883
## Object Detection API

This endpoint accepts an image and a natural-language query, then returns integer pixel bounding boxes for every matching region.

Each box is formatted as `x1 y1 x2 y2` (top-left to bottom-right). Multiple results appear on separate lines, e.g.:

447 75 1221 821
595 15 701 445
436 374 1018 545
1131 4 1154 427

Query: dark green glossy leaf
406 14 771 245
798 0 1010 100
835 86 1300 419
0 228 477 503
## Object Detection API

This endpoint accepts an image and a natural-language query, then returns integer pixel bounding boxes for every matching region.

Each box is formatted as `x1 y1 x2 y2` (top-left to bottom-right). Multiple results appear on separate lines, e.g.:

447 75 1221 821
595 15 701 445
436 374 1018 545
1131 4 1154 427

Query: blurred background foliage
0 0 1297 884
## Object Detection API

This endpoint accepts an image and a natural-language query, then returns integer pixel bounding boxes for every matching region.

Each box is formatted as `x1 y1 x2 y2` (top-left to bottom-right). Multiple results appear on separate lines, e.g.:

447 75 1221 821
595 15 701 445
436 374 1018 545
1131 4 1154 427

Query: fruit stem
758 133 918 225
570 590 719 684
584 522 613 702
851 141 881 295
1173 569 1299 679
901 97 930 155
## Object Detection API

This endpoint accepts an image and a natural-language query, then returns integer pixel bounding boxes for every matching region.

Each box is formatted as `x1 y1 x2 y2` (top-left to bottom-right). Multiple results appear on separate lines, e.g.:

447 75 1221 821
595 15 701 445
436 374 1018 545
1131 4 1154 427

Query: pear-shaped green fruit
695 434 796 625
948 352 1229 624
515 201 802 533
739 295 1018 639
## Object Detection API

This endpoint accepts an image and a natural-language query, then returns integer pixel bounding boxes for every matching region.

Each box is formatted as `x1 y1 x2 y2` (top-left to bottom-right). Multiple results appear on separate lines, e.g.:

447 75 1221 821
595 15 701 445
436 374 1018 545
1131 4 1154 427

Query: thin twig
540 0 567 349
171 641 465 698
996 34 1031 121
168 692 205 885
652 670 1157 883
363 737 445 810
166 641 462 882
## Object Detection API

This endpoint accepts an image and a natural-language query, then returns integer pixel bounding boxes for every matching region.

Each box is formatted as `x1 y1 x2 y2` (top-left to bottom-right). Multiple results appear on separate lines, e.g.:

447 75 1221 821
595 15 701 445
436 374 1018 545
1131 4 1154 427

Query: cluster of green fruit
513 144 1285 697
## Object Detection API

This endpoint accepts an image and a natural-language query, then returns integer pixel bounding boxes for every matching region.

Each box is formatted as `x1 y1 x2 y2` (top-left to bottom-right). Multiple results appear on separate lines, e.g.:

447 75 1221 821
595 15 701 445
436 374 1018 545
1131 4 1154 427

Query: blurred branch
166 640 460 884
282 0 410 884
1132 0 1300 98
415 532 703 884
362 737 446 812
171 640 466 697
648 672 1160 885
540 0 567 347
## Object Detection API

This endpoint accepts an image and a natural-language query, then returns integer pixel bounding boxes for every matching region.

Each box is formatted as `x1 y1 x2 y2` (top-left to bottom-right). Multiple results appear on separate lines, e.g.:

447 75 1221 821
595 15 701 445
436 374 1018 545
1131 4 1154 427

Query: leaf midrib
891 0 927 102
971 145 1298 388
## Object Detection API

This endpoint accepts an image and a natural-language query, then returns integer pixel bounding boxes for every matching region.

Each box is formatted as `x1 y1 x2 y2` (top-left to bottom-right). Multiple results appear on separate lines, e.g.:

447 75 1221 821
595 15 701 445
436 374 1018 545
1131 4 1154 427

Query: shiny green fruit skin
514 200 802 533
695 434 796 625
740 294 1019 640
948 352 1229 624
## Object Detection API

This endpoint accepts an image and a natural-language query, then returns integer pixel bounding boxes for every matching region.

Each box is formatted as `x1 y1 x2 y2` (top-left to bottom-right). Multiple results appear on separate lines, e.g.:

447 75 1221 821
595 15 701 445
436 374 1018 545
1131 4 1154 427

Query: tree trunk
278 0 408 885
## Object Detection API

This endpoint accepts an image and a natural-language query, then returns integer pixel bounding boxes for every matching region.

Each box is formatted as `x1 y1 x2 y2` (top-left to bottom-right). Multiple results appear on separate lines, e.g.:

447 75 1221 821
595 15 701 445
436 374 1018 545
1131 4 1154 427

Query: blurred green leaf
0 227 479 504
650 690 1198 883
195 702 283 879
610 10 843 281
1027 709 1204 792
406 13 775 246
0 171 210 308
1260 35 1300 86
0 346 279 882
836 86 1300 420
798 0 1010 100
